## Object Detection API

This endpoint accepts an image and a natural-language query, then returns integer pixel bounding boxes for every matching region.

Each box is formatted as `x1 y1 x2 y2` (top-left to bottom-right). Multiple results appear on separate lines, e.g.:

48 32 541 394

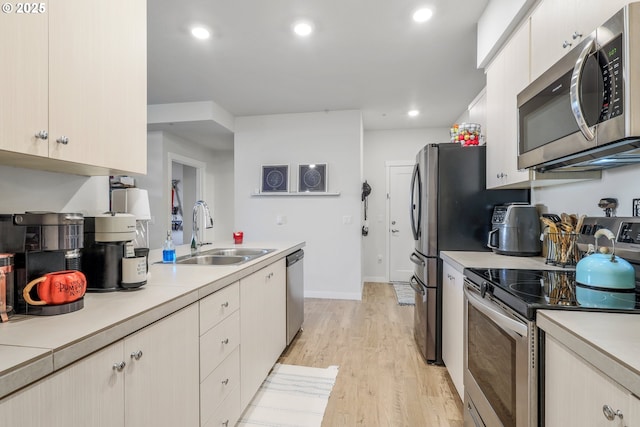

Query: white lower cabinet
0 304 199 427
240 259 287 409
441 259 464 400
545 335 633 426
199 281 241 427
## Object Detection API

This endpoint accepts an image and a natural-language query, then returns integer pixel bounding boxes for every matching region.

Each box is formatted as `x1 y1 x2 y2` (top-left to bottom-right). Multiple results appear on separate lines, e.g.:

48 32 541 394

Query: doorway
167 153 206 245
386 162 414 282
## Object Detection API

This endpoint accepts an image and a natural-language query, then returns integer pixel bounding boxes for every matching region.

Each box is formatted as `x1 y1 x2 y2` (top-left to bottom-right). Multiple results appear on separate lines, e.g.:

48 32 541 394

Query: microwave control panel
598 33 623 122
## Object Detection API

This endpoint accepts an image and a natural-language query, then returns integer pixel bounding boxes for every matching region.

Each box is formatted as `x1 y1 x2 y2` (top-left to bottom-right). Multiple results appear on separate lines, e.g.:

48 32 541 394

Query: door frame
385 160 415 282
167 152 206 242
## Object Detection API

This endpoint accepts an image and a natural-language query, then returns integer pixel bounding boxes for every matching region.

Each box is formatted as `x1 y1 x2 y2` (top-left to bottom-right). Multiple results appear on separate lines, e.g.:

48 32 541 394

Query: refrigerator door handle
410 163 422 241
409 275 425 295
410 252 425 266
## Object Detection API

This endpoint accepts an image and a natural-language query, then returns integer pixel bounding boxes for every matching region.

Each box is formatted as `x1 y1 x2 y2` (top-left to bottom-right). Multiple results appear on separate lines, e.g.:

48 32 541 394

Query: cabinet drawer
200 310 240 381
200 347 239 426
200 282 240 335
202 385 241 427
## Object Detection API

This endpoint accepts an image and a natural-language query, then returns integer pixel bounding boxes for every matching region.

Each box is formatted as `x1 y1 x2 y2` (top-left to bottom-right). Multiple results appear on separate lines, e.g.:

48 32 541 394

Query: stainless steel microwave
517 2 640 172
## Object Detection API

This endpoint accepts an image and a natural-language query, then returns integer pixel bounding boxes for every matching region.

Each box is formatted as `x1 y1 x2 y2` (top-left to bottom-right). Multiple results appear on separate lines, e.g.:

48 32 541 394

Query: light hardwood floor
278 282 464 426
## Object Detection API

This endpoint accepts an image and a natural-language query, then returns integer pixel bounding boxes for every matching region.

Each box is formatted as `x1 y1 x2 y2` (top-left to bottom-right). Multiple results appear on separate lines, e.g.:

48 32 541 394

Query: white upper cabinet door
48 0 146 174
0 2 49 157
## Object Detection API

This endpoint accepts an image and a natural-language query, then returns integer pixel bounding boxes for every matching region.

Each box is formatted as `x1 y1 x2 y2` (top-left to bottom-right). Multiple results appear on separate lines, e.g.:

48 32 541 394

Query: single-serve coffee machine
0 212 84 314
82 213 147 292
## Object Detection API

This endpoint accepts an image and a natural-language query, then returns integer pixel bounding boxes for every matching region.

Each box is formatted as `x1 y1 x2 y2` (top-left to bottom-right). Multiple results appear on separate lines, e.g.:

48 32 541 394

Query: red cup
233 231 243 244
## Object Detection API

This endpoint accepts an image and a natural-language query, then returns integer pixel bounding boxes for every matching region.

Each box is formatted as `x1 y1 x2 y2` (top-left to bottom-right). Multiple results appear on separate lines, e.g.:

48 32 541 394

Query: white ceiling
147 0 490 145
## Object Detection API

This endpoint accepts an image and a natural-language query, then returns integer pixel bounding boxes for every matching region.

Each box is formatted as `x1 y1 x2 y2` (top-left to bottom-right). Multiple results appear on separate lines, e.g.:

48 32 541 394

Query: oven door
463 282 536 427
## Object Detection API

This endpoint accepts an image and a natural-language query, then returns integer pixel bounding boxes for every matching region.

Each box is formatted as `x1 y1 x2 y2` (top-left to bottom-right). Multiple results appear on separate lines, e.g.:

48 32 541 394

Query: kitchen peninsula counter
0 241 304 400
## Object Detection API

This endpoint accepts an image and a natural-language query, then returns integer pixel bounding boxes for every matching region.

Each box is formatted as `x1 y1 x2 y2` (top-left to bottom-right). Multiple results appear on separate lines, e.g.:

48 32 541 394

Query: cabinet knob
602 404 623 421
112 361 126 371
221 378 229 385
221 301 229 308
562 40 572 49
56 136 69 145
221 338 229 345
222 421 229 427
572 31 583 40
130 350 143 360
35 130 48 140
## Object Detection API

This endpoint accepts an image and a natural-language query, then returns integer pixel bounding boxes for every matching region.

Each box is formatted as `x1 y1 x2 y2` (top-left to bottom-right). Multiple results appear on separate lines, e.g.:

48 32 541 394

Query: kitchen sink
174 248 275 266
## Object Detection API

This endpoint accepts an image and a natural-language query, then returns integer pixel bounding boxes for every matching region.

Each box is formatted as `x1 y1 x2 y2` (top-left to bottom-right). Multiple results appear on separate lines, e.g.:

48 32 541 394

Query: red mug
233 231 244 244
22 270 87 306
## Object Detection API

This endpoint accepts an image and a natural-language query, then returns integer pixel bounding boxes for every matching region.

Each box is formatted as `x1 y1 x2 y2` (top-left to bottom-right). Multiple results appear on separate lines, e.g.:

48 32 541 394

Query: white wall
135 131 234 249
362 128 450 282
532 165 640 217
235 110 363 300
0 165 109 215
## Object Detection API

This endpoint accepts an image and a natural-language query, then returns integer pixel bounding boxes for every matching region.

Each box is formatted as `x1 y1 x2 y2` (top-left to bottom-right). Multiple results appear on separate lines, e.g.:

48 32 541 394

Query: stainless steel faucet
191 200 214 254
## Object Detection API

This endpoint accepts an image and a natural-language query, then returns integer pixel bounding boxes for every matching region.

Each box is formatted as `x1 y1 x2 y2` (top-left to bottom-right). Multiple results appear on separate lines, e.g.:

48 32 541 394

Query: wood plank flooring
278 282 464 426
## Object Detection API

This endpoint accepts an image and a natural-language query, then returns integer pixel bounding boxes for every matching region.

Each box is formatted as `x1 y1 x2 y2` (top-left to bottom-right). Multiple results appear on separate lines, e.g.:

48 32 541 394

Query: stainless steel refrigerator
409 144 529 364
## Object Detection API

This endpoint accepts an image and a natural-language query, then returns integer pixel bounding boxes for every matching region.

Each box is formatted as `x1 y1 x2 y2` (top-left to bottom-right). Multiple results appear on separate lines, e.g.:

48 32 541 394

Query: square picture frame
261 164 289 193
298 163 327 192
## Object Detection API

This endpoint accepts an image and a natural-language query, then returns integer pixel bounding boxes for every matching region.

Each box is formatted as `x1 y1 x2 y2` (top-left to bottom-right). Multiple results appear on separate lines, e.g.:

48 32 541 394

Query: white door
388 164 415 282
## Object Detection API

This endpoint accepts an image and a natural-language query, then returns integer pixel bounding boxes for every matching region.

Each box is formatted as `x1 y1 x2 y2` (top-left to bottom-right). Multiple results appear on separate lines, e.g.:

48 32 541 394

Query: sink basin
174 248 275 266
176 255 249 265
202 248 275 257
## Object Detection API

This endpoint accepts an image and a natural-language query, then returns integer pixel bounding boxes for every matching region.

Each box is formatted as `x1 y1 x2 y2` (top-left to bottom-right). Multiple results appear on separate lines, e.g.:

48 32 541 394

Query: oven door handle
464 287 528 338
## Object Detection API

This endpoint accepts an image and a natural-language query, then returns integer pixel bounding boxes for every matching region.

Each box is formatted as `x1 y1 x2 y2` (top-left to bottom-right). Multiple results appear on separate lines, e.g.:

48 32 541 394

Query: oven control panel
619 222 640 244
577 217 640 263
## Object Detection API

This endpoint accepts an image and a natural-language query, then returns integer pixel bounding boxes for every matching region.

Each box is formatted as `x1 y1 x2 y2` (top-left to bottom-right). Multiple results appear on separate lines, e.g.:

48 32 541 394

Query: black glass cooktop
464 268 640 320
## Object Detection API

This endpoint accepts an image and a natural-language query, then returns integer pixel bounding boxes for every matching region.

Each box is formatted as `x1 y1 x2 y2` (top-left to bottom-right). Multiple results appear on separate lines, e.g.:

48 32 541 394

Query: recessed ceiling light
412 8 433 23
408 110 420 117
191 27 211 40
293 21 314 37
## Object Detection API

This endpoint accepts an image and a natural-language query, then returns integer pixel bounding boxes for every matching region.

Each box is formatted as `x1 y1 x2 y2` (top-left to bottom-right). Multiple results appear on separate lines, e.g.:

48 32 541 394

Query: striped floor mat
237 364 339 427
391 281 415 305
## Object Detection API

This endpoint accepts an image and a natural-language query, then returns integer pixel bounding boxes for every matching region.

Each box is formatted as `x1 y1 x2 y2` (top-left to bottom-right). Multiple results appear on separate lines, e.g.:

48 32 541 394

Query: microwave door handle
570 38 596 141
464 286 528 337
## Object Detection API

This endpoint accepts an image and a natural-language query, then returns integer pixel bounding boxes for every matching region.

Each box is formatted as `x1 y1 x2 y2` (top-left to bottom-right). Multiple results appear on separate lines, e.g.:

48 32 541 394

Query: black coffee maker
0 212 84 314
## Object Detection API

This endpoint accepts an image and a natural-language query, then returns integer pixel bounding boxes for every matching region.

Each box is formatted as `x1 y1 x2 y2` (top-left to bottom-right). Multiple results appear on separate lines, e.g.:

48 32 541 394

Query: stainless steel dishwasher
286 249 304 345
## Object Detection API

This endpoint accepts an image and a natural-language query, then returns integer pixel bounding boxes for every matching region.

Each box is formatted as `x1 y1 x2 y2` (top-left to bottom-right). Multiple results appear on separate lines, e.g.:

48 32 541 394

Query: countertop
537 310 640 396
441 250 640 396
0 240 304 400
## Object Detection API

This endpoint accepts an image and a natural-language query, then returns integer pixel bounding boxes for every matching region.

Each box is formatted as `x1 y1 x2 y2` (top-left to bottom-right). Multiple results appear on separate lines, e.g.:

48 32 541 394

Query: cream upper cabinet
0 2 49 158
531 0 630 81
240 259 287 409
485 21 531 189
441 259 464 401
0 0 146 175
545 335 632 427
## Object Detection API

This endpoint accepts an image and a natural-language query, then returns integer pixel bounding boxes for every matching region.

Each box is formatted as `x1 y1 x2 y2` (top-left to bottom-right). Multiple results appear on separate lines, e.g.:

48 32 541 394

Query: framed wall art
298 163 327 192
261 164 289 193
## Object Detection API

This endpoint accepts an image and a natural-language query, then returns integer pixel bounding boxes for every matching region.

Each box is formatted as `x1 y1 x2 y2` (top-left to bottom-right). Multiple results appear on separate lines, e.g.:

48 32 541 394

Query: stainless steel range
462 216 640 427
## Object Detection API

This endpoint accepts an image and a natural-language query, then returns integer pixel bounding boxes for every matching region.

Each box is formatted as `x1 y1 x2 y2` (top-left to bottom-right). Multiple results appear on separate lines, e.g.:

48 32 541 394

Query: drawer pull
130 350 143 360
221 301 229 308
221 338 229 345
112 361 126 371
221 378 229 385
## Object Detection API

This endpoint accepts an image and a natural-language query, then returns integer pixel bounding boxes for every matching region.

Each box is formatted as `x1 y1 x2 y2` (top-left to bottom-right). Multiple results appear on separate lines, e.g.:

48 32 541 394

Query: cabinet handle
222 421 229 427
112 361 126 371
572 31 582 40
35 130 48 140
562 40 572 49
266 272 273 279
221 338 229 344
56 136 69 145
221 378 229 385
602 404 623 421
130 350 143 360
221 301 229 308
